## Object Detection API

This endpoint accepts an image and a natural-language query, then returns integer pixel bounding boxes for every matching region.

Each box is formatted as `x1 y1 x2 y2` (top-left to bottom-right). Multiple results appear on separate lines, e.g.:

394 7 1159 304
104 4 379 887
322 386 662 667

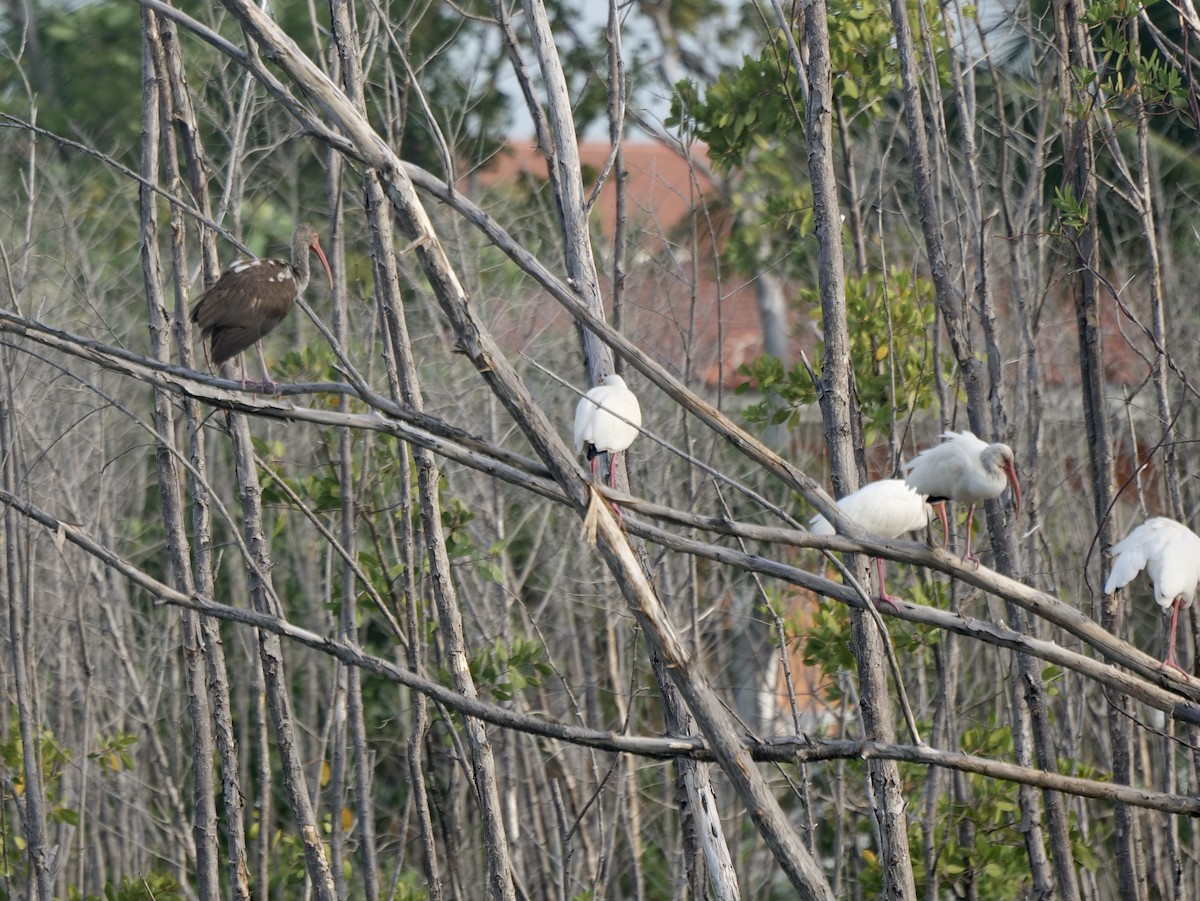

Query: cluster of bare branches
2 0 1200 899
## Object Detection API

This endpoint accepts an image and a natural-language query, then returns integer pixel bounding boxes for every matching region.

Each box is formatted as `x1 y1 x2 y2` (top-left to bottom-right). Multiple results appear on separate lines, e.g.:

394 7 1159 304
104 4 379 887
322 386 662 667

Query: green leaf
54 806 80 826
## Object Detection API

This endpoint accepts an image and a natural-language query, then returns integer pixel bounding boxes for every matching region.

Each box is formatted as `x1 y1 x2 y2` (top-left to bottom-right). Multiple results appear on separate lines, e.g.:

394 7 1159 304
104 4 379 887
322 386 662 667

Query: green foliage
668 0 949 277
736 362 798 427
735 353 805 427
1053 0 1200 253
267 828 314 894
1130 50 1185 110
788 582 942 704
439 495 477 558
467 636 553 702
667 0 926 278
670 0 931 169
0 2 143 155
0 716 74 820
788 580 1101 897
1052 183 1089 232
790 600 856 687
824 0 918 121
672 63 815 276
738 268 942 444
1086 0 1189 116
389 869 432 901
0 0 512 177
901 721 1101 898
274 342 345 389
0 717 133 884
87 732 138 776
671 60 794 174
788 619 1102 901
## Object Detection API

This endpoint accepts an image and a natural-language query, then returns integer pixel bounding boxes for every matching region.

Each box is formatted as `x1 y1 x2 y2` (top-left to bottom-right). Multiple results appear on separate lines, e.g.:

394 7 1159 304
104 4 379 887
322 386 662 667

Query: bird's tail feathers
809 515 835 536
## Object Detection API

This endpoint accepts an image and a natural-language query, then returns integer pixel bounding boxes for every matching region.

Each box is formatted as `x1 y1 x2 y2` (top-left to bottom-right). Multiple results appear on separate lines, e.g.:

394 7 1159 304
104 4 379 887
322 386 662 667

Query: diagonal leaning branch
3 307 1196 718
5 297 1197 718
4 484 1199 820
184 2 835 895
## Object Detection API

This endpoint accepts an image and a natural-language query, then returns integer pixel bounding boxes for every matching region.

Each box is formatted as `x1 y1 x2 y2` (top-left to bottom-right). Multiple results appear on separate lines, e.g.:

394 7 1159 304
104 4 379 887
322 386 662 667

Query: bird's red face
1004 459 1022 520
310 237 334 289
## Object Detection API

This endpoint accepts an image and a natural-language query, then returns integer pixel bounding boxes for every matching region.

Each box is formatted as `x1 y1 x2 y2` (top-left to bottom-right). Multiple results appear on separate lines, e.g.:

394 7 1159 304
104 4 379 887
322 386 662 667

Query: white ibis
810 479 933 606
902 430 1021 564
190 222 333 390
573 373 641 488
1104 517 1200 675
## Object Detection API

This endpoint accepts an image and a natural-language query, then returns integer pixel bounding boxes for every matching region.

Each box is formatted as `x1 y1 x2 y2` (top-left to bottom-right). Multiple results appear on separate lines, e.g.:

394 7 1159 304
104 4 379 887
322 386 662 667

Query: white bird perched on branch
902 430 1021 564
573 374 641 489
1104 517 1200 675
810 479 933 607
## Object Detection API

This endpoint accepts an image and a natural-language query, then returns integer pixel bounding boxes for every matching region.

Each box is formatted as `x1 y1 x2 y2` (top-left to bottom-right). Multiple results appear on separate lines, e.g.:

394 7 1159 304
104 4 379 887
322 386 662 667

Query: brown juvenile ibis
902 430 1021 564
190 222 333 390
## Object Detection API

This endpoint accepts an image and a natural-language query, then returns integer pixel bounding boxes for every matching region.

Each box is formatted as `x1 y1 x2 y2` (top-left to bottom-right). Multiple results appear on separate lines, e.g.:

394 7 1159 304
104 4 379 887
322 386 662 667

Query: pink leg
874 557 901 610
962 504 980 566
1163 599 1189 676
933 501 949 549
607 453 625 526
255 340 278 393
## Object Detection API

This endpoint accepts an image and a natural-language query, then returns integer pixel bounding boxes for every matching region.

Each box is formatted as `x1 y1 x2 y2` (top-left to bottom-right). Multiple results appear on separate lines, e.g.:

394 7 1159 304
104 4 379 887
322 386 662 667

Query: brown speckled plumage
191 223 332 380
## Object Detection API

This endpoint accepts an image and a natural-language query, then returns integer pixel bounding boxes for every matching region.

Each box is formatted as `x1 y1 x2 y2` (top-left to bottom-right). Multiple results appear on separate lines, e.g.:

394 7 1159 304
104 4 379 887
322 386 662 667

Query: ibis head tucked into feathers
573 374 641 488
1105 517 1200 675
810 479 933 606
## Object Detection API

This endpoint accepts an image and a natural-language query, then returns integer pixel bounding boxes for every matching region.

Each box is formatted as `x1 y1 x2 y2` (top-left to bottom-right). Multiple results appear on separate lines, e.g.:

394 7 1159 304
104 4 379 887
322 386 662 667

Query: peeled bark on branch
189 6 833 894
514 0 738 894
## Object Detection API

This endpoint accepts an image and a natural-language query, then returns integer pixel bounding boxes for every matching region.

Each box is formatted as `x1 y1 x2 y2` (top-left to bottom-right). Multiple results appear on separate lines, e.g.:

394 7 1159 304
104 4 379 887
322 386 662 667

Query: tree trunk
1057 1 1135 897
516 0 740 895
803 2 917 897
139 14 219 897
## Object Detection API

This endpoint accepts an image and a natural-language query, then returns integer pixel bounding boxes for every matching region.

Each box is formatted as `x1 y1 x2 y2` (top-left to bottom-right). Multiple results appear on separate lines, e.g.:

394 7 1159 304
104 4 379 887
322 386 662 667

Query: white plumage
810 479 932 538
902 430 1021 562
573 374 642 487
1105 517 1200 673
810 479 933 606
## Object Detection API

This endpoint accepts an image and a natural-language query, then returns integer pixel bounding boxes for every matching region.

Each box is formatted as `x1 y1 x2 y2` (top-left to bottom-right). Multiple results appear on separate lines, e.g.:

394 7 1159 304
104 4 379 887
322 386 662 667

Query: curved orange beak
1004 460 1022 521
310 237 334 289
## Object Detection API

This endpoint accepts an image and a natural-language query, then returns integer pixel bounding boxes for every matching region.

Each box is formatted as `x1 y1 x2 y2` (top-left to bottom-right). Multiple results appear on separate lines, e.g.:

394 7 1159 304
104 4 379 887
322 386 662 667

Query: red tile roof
467 140 807 389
